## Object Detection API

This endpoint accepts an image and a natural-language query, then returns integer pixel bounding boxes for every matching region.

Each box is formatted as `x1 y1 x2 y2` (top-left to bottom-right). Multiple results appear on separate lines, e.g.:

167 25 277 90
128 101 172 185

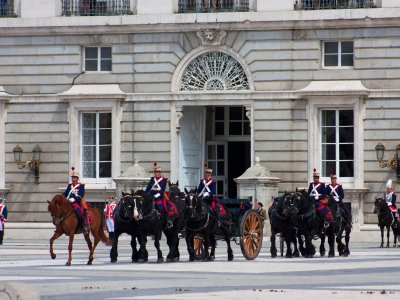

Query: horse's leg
386 226 390 248
284 232 293 258
270 229 277 258
379 226 384 248
131 235 139 263
154 233 164 263
336 226 345 256
319 234 325 257
203 229 211 261
66 234 75 266
110 230 121 263
344 227 351 256
186 233 195 261
305 233 315 258
209 233 216 261
49 228 63 260
224 227 233 261
392 225 397 248
292 230 300 257
137 234 148 263
328 227 335 257
297 233 306 257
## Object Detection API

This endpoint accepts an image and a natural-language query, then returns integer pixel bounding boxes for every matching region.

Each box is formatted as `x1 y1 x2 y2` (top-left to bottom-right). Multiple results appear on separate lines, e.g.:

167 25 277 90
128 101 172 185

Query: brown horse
47 194 111 266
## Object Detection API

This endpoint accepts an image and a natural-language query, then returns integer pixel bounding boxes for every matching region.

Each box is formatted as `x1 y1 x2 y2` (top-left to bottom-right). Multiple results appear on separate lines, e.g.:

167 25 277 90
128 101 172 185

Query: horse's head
374 197 385 214
47 194 70 225
290 190 309 214
132 190 153 220
118 192 137 221
185 189 202 217
280 192 296 216
169 181 182 201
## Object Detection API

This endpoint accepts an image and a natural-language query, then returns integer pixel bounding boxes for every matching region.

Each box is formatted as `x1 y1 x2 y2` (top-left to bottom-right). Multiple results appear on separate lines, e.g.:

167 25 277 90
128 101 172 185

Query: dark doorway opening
228 141 251 198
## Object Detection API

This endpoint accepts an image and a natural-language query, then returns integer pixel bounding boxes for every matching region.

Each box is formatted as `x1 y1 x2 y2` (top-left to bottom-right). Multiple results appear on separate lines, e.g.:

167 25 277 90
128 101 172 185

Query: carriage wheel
194 236 205 261
240 210 263 260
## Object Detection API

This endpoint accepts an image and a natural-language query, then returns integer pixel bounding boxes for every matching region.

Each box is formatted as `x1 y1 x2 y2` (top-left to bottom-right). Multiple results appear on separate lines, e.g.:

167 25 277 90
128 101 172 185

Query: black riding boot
0 231 3 245
82 210 89 234
109 231 114 239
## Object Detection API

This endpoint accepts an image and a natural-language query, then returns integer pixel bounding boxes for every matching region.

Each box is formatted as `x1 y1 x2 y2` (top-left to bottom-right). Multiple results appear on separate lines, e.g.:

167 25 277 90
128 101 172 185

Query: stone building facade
0 0 399 230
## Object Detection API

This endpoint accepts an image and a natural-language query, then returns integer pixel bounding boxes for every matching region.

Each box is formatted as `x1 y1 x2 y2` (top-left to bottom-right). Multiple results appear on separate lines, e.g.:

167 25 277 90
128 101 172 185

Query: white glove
154 193 160 198
334 196 339 202
204 192 209 197
68 198 75 203
314 196 319 200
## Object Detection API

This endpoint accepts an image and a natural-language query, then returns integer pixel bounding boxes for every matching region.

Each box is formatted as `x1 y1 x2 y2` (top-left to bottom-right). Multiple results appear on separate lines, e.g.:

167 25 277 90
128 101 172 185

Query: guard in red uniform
385 179 398 226
104 196 116 239
197 166 222 224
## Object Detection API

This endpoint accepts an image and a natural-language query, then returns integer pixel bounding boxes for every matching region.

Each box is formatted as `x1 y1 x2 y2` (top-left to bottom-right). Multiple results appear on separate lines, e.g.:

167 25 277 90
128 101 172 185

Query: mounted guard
197 165 224 224
385 179 398 226
0 196 7 245
308 168 333 229
63 167 88 234
145 163 173 228
327 172 351 223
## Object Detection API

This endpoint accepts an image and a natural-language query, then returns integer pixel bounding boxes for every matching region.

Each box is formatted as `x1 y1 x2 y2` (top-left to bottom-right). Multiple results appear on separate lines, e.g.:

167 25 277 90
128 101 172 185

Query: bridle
50 201 74 225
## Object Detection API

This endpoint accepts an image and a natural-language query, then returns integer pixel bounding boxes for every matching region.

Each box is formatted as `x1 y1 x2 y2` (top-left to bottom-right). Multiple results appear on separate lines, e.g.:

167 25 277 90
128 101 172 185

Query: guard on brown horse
63 167 88 234
47 194 111 266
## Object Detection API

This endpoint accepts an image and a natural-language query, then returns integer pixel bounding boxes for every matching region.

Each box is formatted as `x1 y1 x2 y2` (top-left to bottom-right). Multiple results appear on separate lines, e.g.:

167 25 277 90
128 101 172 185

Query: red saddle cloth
389 205 397 213
163 193 179 217
72 203 93 225
316 203 334 221
211 201 228 216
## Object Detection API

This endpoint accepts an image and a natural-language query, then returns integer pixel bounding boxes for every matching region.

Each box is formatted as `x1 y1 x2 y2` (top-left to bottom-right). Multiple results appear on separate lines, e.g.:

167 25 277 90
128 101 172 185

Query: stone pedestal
345 188 369 232
234 157 281 236
113 158 148 202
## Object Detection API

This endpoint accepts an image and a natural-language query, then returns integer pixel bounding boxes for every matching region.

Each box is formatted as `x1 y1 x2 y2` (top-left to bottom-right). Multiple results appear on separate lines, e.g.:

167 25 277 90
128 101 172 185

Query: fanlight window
180 52 249 91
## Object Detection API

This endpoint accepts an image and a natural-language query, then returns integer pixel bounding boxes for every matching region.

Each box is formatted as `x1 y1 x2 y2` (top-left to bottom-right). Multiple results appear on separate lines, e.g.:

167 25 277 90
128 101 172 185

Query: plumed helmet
386 178 393 189
312 168 319 177
70 167 79 178
0 196 5 204
204 164 213 173
153 162 162 172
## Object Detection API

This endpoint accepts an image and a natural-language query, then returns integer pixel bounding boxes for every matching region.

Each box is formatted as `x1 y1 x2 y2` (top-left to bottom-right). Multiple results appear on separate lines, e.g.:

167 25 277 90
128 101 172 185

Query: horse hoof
157 257 164 263
328 253 335 258
65 262 71 266
166 257 173 263
173 257 179 262
285 254 293 258
379 245 383 248
320 252 326 257
228 255 234 261
138 258 148 263
293 252 300 258
271 253 277 258
111 258 117 263
343 253 349 257
87 261 93 265
51 254 56 260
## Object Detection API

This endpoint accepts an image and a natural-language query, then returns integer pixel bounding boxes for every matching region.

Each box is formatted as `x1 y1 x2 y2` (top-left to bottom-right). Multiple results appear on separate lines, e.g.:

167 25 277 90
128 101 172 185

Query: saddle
163 192 180 218
211 201 228 216
72 202 93 225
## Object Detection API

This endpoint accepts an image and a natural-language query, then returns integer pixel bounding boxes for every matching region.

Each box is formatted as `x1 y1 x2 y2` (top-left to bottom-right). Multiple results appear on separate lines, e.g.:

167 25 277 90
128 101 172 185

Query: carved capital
196 29 226 46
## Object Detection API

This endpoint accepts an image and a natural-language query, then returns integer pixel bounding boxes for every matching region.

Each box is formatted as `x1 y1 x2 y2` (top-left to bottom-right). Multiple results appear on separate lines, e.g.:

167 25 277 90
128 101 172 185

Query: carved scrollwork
196 29 227 46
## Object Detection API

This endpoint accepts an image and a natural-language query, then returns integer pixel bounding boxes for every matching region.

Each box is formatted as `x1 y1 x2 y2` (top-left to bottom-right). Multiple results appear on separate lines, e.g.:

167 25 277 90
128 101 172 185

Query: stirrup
167 220 173 229
324 221 330 228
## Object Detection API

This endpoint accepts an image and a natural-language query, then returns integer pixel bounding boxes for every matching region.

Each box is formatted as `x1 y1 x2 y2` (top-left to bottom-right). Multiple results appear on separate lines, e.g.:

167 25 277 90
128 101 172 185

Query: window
81 112 112 180
323 41 354 67
84 47 112 72
321 109 354 178
213 106 250 137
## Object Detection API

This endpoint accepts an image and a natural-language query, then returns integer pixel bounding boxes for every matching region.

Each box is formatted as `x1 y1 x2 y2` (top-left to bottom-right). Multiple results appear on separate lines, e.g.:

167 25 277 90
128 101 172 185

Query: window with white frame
84 47 112 72
321 109 354 178
81 112 112 181
214 106 250 137
323 41 354 67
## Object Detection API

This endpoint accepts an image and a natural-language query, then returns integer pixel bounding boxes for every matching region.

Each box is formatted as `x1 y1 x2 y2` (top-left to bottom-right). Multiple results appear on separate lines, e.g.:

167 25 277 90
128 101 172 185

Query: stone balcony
4 0 398 18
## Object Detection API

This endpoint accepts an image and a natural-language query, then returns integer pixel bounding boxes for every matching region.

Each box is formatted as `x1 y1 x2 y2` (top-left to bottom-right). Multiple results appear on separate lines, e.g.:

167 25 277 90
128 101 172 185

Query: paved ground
1 230 400 300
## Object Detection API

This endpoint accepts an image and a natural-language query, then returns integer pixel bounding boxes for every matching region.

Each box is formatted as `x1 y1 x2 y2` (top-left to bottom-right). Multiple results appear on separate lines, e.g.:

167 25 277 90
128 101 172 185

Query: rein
134 195 160 220
186 213 210 232
52 205 74 225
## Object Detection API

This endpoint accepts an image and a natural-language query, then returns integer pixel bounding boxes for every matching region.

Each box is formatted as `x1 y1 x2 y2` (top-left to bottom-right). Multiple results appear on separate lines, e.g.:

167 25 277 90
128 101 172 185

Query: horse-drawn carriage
189 197 264 261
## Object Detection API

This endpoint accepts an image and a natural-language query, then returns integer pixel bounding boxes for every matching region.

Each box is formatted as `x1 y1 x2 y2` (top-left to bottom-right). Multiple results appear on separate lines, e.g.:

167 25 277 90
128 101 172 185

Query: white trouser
0 221 3 231
106 218 114 232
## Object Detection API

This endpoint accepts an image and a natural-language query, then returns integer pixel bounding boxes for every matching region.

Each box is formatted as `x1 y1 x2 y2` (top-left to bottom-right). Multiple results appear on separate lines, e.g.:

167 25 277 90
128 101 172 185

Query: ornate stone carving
175 105 183 133
196 29 226 45
180 51 249 91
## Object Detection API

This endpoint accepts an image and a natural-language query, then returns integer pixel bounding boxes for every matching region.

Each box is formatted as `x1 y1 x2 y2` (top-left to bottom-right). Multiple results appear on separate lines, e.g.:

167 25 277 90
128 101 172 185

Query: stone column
113 158 148 202
345 188 369 232
234 157 281 236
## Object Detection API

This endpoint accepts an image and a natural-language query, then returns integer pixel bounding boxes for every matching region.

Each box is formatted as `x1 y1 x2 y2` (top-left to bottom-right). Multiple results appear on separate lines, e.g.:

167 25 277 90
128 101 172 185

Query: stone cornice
1 9 400 35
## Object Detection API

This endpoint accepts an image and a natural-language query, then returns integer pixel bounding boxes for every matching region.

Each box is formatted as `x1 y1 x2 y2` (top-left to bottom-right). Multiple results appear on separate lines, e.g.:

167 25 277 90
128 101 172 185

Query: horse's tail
98 210 112 246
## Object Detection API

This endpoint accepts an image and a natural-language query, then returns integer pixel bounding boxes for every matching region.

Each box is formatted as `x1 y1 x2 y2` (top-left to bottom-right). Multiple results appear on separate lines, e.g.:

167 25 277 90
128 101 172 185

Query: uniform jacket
145 176 168 200
63 182 85 204
385 192 397 207
308 181 327 201
104 202 116 219
0 204 7 222
326 183 345 202
197 178 217 203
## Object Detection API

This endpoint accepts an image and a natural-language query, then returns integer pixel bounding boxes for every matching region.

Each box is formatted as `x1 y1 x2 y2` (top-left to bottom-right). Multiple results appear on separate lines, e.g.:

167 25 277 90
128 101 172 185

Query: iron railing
298 0 376 10
178 0 249 13
62 0 132 16
0 0 16 17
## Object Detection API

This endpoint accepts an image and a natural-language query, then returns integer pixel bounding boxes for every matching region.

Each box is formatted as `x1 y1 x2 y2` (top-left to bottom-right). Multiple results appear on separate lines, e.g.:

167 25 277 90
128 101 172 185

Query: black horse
289 190 335 258
163 181 188 262
110 193 147 263
184 189 233 261
269 192 300 258
374 197 399 248
328 195 352 256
